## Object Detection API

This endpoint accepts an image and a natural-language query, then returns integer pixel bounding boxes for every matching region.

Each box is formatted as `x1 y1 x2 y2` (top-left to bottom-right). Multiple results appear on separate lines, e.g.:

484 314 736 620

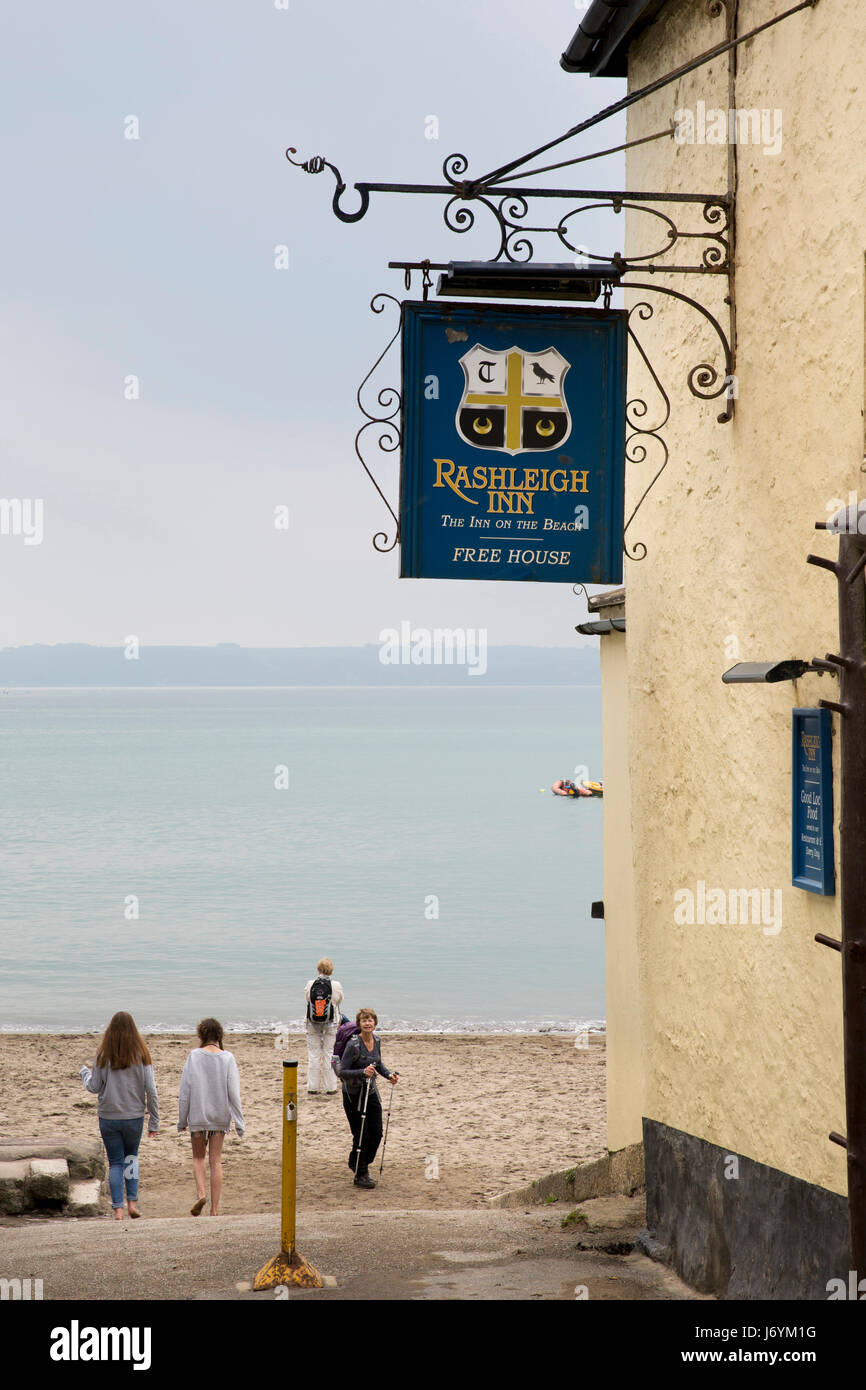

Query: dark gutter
575 618 626 635
561 0 671 77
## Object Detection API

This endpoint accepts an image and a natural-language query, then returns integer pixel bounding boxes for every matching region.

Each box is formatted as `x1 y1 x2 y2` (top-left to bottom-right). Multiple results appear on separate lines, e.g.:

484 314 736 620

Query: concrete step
1 1156 104 1216
0 1160 32 1215
27 1158 70 1203
67 1180 102 1217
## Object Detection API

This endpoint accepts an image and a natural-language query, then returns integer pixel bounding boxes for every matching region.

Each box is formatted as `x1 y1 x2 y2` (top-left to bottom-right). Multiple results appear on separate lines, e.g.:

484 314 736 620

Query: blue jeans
99 1117 144 1207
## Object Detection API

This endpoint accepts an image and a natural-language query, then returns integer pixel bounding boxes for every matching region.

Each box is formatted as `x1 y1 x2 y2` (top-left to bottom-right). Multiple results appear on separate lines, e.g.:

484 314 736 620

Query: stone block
27 1158 70 1203
0 1138 105 1181
0 1160 32 1215
66 1180 102 1217
67 1152 105 1181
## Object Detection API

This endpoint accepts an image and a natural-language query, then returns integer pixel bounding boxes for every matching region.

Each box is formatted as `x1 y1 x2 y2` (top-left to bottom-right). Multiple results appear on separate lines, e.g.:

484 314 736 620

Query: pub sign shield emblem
456 345 572 456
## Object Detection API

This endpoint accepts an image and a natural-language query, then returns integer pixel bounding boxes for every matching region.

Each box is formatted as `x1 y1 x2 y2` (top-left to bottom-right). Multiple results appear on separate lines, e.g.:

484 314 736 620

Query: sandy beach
0 1032 605 1216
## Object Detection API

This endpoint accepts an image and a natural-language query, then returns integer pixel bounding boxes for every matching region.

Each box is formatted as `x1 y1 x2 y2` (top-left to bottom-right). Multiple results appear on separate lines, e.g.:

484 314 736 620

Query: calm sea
0 687 604 1034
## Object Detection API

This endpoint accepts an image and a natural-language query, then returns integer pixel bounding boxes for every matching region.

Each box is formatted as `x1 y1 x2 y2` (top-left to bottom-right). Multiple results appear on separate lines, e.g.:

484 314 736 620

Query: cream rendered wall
598 615 646 1151
619 0 859 1193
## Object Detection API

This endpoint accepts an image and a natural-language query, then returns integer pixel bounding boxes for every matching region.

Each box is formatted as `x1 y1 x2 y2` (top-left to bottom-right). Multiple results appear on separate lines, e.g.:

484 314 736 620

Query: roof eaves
560 0 671 77
587 586 626 611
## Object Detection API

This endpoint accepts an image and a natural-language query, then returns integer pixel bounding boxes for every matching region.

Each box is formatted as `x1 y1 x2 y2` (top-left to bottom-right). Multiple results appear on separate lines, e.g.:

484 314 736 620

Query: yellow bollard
253 1060 323 1290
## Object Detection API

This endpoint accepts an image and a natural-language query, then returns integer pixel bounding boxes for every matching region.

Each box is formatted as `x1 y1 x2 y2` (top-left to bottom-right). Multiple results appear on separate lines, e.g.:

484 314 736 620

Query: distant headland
0 642 600 687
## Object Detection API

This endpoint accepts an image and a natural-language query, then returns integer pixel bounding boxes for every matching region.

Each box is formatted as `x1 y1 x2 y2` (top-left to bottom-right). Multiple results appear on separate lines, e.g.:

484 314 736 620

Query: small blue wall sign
399 300 627 583
792 707 835 895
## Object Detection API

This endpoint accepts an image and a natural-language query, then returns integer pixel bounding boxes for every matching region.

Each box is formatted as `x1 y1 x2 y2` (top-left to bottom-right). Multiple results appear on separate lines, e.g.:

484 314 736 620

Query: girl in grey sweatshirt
177 1048 245 1136
177 1018 244 1217
80 1010 159 1219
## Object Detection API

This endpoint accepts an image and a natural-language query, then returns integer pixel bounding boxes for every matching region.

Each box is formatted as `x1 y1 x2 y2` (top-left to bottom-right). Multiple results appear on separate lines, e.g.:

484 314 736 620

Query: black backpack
307 978 334 1023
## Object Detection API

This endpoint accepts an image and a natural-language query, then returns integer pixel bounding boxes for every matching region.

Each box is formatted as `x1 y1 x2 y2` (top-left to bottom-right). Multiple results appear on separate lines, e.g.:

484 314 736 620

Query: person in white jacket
177 1018 244 1216
304 958 343 1095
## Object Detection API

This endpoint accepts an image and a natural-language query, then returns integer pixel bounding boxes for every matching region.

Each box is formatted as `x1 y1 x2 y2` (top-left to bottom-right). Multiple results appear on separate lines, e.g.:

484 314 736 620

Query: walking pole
253 1059 322 1290
354 1076 372 1178
378 1073 399 1177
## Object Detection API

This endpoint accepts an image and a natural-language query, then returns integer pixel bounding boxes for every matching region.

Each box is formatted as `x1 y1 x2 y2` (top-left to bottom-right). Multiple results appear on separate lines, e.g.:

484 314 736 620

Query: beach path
0 1201 708 1301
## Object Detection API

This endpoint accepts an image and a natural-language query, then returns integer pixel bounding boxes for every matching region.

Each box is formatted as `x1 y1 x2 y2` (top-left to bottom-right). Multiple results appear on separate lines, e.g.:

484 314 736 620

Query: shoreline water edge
0 1019 606 1036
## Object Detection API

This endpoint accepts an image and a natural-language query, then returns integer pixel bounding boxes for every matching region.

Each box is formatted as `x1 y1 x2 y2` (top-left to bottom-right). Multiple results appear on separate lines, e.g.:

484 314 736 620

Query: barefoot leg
208 1132 225 1215
191 1132 208 1205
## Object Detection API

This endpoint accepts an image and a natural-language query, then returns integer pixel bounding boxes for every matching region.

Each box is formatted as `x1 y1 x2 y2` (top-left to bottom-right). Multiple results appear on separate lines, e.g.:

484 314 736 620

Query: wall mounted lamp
721 660 825 684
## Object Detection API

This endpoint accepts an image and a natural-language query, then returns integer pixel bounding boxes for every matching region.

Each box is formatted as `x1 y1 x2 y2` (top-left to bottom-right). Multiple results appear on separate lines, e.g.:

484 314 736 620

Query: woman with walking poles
337 1008 398 1189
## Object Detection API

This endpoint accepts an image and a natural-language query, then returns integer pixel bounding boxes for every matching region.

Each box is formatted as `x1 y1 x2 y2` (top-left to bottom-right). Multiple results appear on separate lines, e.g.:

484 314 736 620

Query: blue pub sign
792 707 835 895
399 301 627 583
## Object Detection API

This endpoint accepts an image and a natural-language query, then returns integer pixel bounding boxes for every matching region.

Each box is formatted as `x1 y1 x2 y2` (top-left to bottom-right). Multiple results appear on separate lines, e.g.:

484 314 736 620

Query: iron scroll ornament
620 283 735 561
354 294 402 554
623 301 671 564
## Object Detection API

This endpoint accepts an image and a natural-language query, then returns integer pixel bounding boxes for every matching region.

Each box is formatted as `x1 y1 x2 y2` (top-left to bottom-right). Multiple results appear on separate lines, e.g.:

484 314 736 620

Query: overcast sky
0 1 625 648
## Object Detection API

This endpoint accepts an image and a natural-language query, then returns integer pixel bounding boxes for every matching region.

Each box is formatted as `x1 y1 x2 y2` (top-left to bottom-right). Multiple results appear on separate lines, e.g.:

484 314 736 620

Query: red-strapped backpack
307 978 334 1023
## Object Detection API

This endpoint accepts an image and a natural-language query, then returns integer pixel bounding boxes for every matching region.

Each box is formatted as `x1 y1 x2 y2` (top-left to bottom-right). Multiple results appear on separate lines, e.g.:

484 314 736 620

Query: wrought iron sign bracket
289 148 735 562
288 147 732 285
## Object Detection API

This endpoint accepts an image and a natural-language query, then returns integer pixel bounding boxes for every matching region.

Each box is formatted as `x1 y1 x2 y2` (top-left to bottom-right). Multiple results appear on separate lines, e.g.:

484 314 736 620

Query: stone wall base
640 1118 850 1300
